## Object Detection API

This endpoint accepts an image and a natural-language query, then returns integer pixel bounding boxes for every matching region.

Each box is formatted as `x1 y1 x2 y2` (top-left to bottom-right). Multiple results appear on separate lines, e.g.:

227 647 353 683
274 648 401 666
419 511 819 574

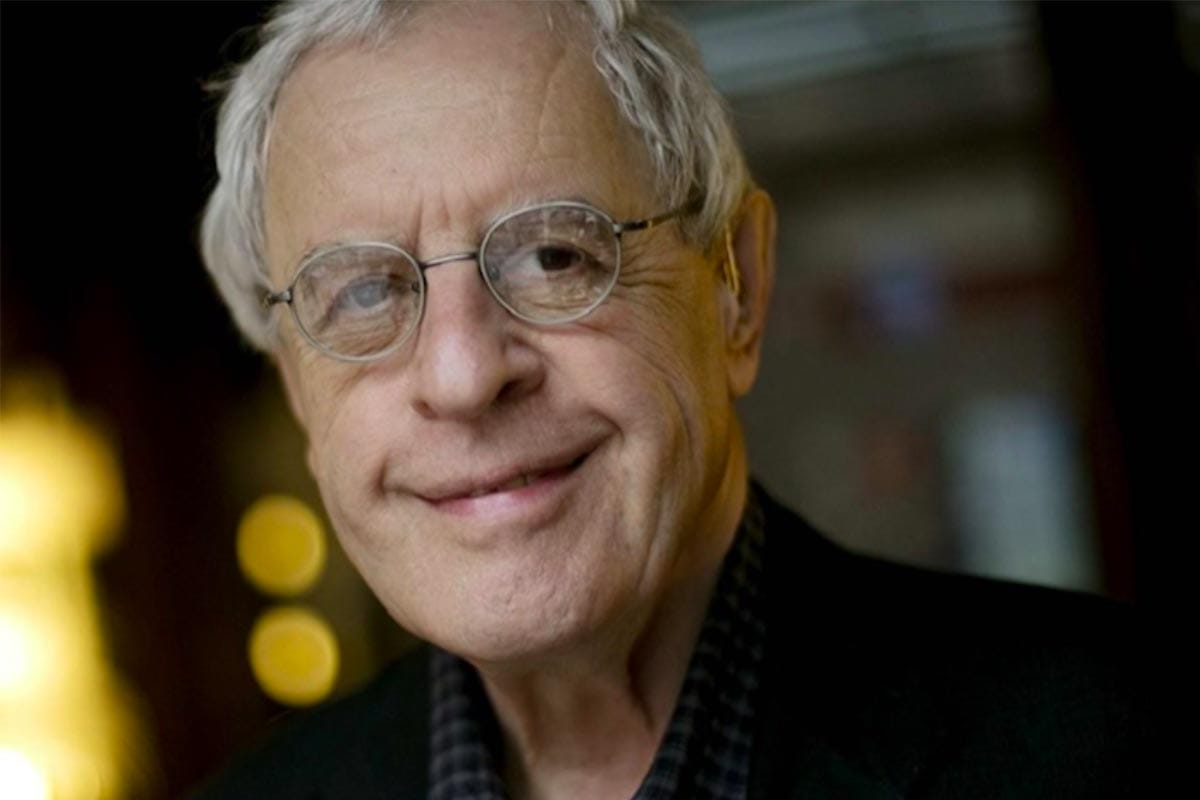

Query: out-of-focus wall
671 0 1195 602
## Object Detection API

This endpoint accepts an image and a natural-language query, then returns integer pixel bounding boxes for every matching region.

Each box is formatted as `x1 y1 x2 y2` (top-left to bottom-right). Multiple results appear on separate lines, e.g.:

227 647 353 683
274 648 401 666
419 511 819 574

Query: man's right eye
338 276 394 310
328 274 412 315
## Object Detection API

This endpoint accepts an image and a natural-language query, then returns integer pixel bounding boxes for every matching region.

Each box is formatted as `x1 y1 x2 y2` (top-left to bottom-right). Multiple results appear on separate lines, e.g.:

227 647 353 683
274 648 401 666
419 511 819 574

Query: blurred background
1 1 1195 797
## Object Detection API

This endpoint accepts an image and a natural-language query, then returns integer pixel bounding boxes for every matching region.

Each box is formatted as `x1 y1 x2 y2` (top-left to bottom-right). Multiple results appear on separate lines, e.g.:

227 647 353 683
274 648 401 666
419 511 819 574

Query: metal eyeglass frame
262 198 699 363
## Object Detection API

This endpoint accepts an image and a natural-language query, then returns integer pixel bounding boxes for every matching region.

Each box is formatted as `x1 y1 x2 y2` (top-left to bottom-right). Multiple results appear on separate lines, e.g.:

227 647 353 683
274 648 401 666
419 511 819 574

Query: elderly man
197 1 1146 797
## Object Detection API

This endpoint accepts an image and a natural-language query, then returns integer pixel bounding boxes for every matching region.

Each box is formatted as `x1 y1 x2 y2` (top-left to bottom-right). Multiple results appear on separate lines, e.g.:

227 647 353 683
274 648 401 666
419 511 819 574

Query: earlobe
722 189 777 398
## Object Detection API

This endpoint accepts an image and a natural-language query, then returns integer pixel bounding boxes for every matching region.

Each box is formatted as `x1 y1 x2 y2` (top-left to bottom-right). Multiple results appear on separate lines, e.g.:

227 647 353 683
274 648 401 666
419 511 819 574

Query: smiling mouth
465 467 557 497
420 451 591 505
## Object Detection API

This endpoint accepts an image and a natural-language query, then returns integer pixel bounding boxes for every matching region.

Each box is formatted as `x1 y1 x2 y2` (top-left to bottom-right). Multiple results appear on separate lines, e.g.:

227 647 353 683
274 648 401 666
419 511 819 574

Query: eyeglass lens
481 204 619 322
292 244 423 359
290 204 620 359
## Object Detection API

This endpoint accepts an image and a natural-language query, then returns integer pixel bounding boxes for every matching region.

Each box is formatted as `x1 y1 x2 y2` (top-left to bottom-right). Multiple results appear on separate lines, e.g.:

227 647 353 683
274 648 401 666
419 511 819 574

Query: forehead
263 1 656 277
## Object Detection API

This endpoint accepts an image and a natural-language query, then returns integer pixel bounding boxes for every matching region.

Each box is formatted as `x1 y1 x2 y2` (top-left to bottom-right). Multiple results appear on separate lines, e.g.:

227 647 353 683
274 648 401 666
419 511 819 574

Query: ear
720 188 776 398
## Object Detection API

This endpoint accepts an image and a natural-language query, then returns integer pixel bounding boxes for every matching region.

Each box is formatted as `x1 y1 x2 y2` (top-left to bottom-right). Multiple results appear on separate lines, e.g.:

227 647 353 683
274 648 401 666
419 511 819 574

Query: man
197 1 1148 797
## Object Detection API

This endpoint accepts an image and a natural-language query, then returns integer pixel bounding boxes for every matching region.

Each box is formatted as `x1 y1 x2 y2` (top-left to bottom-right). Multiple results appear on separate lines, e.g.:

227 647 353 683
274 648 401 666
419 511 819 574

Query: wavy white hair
200 0 751 350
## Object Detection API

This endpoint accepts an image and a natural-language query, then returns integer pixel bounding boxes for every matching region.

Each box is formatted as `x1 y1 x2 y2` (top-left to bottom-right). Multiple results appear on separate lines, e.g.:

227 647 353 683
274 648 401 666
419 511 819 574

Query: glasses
263 199 695 362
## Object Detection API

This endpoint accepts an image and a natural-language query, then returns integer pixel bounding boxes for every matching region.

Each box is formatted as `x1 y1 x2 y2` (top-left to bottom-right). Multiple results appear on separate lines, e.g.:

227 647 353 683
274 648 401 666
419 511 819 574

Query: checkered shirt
428 490 766 800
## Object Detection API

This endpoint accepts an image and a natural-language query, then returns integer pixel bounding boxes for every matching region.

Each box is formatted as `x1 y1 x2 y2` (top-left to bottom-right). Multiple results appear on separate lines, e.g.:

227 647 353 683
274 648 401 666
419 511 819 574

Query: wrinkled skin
264 2 773 685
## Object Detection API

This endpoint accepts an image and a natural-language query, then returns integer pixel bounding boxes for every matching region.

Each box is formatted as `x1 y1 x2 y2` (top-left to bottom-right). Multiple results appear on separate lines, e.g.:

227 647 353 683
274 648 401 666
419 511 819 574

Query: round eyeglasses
263 200 696 362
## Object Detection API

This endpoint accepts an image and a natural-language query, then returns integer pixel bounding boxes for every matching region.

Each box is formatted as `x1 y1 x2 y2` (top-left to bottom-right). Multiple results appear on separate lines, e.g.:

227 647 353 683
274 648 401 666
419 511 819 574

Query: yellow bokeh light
237 495 327 597
0 576 102 704
248 605 339 707
1 378 145 799
0 612 38 693
0 407 124 565
0 748 50 800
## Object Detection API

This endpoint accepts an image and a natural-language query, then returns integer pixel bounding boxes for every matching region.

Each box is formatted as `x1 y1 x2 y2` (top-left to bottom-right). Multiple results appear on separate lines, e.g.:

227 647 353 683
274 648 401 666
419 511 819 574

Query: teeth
466 472 540 498
498 475 527 492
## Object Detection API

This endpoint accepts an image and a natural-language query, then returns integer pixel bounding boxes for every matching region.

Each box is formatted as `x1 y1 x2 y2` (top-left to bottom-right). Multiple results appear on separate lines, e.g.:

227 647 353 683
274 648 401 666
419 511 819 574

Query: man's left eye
531 246 585 272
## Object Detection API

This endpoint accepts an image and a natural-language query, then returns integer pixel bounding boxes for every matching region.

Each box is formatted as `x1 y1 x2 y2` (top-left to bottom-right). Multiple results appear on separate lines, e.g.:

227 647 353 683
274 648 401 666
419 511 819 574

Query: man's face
264 3 755 662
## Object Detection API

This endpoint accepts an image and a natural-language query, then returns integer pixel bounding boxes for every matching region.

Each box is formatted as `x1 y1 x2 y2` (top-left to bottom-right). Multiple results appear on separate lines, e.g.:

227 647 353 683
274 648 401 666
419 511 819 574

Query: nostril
412 397 437 421
496 366 544 406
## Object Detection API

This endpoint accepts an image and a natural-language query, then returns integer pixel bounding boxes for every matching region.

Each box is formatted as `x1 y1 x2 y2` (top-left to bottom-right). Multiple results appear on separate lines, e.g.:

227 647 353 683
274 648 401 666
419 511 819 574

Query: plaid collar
429 489 766 800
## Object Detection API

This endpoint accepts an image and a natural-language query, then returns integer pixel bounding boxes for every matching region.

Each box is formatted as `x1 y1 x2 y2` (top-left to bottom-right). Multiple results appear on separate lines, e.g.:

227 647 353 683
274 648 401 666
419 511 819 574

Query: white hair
200 0 751 351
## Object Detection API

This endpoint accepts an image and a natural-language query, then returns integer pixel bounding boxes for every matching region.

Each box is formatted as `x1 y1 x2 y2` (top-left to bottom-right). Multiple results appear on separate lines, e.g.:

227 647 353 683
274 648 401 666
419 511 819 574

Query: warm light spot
0 408 124 565
0 613 36 693
0 748 50 800
0 379 143 799
237 495 327 597
0 609 53 695
248 605 339 707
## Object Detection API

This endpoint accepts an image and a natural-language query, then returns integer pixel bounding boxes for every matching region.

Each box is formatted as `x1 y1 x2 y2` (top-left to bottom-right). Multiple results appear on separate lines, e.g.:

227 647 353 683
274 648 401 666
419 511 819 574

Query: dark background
2 2 1195 796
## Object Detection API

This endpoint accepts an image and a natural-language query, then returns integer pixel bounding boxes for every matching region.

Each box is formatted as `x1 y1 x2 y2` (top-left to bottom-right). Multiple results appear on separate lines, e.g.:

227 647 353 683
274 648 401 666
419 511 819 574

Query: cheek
609 257 728 387
305 392 413 573
561 284 729 461
297 368 396 502
616 281 728 416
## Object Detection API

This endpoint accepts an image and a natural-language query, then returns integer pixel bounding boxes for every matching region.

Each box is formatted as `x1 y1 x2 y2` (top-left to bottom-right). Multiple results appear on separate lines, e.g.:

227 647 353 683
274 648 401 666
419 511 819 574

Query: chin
415 568 625 667
425 611 584 668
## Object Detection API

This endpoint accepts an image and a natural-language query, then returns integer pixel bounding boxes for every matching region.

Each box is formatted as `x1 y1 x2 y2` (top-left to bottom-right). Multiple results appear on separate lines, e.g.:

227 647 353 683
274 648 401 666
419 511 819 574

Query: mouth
459 458 582 498
417 449 592 506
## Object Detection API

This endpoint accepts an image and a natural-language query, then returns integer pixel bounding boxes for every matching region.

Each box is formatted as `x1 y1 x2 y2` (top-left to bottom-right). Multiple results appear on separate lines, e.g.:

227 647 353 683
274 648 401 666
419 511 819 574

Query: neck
472 436 749 800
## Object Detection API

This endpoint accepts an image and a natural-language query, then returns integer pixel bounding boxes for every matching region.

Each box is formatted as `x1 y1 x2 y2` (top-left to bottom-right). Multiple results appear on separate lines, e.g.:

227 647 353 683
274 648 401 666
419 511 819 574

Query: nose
407 260 543 421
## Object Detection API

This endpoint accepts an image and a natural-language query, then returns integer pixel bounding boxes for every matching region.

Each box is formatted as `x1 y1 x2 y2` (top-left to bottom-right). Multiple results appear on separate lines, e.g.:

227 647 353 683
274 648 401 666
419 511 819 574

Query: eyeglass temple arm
613 196 703 235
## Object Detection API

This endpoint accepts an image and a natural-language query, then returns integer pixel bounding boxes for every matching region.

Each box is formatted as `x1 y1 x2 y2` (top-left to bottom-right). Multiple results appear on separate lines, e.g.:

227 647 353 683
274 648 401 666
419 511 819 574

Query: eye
508 243 595 277
315 272 417 333
336 275 399 312
537 245 586 272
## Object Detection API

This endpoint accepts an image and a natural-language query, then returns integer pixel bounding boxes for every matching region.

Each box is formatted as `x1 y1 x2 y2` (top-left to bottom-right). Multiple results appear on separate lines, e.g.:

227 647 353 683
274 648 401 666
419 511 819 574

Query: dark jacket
197 490 1152 798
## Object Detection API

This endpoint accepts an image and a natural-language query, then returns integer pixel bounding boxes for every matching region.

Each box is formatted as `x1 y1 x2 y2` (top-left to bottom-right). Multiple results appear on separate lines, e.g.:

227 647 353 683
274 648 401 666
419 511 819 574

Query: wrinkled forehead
262 1 658 277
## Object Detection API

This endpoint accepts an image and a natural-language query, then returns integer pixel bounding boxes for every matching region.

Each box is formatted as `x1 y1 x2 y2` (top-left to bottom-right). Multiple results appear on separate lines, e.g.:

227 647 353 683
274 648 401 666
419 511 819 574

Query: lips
465 467 553 498
415 450 590 505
